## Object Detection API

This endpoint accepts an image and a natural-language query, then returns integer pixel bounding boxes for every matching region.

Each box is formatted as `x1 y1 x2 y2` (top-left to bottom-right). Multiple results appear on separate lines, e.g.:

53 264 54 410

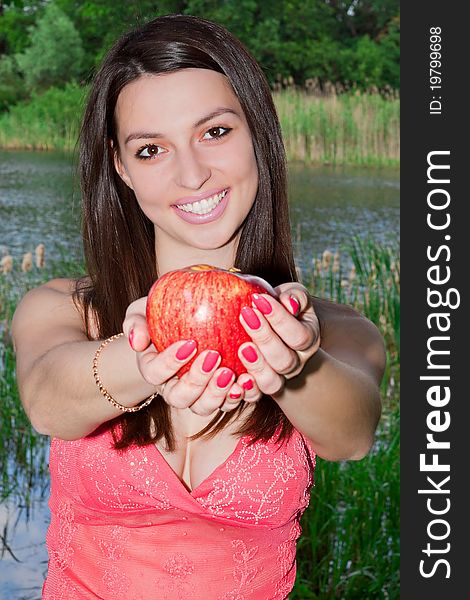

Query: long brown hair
74 14 297 451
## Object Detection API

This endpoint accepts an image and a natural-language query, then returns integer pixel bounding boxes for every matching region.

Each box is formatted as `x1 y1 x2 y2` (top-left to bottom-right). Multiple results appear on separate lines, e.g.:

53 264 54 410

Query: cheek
220 136 258 187
127 169 166 207
241 149 259 200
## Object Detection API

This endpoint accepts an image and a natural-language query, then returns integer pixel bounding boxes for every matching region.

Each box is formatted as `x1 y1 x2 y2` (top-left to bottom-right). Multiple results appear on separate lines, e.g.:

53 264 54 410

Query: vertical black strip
401 3 467 596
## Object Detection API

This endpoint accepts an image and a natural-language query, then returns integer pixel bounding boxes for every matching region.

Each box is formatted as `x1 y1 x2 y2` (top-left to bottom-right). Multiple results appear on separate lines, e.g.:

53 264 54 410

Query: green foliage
0 1 46 55
178 0 400 90
1 0 399 104
0 54 26 110
56 0 181 75
15 2 84 91
0 81 87 150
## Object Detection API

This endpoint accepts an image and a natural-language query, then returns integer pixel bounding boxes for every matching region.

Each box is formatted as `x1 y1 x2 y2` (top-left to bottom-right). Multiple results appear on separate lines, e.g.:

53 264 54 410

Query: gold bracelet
92 332 157 413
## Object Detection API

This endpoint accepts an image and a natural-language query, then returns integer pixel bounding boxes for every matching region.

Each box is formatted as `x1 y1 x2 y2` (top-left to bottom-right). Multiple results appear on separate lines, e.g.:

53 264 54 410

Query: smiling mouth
175 189 228 215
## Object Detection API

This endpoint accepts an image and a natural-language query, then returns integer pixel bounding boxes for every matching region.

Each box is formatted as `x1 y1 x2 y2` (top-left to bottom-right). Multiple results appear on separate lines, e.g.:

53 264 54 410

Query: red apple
146 264 277 376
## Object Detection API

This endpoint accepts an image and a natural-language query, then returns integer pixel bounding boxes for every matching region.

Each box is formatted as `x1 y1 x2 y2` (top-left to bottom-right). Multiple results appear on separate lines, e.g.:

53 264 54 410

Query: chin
188 225 242 251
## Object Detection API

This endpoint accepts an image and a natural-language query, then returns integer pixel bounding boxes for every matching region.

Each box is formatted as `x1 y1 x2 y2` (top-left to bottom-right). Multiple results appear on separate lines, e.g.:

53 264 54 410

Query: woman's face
113 68 259 261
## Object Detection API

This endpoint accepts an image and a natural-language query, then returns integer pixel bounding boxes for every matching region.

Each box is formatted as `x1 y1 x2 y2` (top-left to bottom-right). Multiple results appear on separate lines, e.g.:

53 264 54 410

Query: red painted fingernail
202 351 220 373
241 307 261 330
241 346 258 363
217 369 234 388
175 340 197 360
289 296 300 315
252 293 272 315
229 392 242 399
242 379 254 391
128 328 135 349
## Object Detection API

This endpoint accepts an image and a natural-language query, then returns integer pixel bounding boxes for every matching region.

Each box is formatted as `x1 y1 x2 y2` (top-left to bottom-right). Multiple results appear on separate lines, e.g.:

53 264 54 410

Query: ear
110 140 134 190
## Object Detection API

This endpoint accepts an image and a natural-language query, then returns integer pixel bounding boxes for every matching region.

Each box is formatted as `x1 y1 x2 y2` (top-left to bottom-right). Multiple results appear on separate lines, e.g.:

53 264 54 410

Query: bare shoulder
311 296 386 384
13 277 86 324
11 277 91 353
42 277 81 294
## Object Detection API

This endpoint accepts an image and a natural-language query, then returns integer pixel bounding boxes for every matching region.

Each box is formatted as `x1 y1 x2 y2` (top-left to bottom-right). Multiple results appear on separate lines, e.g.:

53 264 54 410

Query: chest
155 427 242 492
51 423 316 529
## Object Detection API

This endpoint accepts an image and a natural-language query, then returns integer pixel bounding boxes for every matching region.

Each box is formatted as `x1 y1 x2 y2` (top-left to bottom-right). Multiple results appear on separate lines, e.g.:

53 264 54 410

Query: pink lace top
43 423 316 600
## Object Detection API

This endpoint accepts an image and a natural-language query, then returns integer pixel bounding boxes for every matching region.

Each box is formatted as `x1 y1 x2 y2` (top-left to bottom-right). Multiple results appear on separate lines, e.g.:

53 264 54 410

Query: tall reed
274 90 400 167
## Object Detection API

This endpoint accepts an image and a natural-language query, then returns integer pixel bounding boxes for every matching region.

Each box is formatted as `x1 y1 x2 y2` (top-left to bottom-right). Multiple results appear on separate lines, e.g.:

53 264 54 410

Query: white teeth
176 189 227 215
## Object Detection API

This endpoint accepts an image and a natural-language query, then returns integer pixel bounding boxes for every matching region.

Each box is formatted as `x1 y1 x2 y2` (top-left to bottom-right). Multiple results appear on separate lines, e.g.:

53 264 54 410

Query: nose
174 146 211 190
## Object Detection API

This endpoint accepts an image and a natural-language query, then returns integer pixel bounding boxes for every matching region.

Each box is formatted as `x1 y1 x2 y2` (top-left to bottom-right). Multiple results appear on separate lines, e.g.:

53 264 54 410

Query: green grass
0 84 399 167
1 238 399 597
293 237 400 598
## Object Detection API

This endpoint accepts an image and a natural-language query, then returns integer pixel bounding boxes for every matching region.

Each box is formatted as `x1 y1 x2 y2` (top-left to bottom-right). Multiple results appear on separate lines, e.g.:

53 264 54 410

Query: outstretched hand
122 298 256 416
236 283 321 399
122 283 320 416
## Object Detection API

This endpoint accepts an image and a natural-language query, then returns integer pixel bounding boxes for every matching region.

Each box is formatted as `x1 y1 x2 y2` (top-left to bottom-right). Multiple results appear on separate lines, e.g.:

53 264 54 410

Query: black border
401 3 467 596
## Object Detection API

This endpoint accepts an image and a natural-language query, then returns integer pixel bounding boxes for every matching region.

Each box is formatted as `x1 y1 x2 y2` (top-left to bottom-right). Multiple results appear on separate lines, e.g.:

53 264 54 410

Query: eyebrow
124 107 241 144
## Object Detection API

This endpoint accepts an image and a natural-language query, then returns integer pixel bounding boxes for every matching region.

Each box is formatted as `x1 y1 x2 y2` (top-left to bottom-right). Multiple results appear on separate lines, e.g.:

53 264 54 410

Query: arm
11 279 159 439
273 299 384 461
12 279 251 439
237 291 386 461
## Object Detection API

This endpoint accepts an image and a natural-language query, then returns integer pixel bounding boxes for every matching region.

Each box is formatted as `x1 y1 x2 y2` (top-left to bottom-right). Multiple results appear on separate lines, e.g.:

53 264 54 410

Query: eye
202 126 231 140
136 144 164 160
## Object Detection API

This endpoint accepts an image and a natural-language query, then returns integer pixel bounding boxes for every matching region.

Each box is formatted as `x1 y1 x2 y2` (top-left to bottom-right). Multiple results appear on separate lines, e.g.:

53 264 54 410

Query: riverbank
0 83 399 167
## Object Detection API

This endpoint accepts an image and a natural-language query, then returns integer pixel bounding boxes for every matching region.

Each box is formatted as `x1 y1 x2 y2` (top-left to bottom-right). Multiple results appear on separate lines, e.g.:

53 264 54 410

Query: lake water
1 150 399 272
0 150 399 598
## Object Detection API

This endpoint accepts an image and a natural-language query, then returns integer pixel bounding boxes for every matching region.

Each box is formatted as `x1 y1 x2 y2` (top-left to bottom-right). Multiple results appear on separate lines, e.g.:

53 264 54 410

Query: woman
12 14 385 599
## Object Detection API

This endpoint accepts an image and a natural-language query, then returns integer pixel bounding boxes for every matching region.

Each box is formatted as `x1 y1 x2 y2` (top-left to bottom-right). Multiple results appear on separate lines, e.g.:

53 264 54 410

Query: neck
155 231 239 275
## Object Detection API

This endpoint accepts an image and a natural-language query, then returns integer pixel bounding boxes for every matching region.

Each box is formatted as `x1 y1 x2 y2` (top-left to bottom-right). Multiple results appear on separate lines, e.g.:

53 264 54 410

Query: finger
239 305 300 374
164 349 222 409
237 373 262 403
139 339 198 386
219 382 244 412
123 297 151 351
238 343 285 396
249 294 317 353
125 316 152 352
274 283 311 315
188 367 236 416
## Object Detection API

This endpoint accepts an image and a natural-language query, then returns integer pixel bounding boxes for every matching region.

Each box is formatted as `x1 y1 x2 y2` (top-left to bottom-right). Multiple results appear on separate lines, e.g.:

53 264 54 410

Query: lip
173 187 228 206
172 188 230 225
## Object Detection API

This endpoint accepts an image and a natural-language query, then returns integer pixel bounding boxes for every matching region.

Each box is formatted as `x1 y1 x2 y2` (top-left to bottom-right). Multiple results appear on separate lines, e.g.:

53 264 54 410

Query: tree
0 0 47 55
16 2 84 91
0 54 26 109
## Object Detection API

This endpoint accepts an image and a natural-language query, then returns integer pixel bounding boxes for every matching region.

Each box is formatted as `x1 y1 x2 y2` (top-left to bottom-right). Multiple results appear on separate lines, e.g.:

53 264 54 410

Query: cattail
313 258 322 277
295 264 303 283
1 255 13 274
332 251 340 273
349 265 356 281
322 250 333 271
35 243 45 268
341 279 349 288
21 252 33 272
